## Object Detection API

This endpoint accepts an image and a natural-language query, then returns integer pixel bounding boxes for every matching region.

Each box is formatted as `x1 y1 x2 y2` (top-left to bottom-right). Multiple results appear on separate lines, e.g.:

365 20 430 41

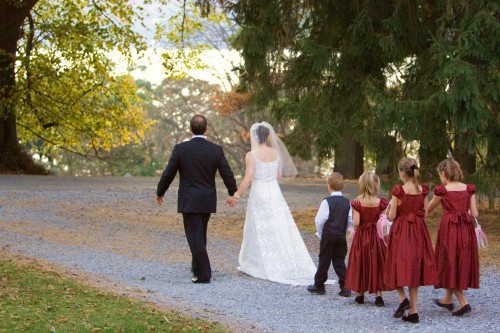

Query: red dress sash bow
445 211 472 248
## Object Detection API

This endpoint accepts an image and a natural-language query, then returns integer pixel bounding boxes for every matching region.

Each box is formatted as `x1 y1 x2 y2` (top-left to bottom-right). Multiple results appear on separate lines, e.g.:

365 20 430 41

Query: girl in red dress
345 171 389 306
385 158 438 324
426 159 479 317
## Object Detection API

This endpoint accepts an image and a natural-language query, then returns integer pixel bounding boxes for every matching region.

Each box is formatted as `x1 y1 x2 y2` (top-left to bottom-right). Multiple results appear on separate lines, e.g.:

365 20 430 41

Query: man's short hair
190 114 207 135
327 172 344 191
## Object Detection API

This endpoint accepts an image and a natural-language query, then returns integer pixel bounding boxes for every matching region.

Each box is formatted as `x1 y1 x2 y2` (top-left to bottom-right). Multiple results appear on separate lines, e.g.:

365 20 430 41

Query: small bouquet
376 206 392 247
474 218 488 249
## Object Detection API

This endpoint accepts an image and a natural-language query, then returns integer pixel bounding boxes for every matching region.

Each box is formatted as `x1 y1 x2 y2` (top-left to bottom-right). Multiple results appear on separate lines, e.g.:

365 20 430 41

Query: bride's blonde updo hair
398 158 421 193
356 171 380 203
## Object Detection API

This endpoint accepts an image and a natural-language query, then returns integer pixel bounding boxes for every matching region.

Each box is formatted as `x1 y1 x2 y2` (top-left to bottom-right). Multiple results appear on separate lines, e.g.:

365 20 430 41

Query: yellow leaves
158 1 230 79
12 0 151 157
162 49 209 80
17 63 152 155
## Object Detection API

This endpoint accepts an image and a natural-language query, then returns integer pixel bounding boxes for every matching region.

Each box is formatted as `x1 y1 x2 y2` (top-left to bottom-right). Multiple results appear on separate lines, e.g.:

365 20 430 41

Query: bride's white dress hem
237 153 324 286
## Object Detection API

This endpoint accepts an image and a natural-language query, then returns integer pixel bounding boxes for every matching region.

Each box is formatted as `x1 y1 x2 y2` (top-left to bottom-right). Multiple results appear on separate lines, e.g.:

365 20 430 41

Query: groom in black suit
156 114 238 284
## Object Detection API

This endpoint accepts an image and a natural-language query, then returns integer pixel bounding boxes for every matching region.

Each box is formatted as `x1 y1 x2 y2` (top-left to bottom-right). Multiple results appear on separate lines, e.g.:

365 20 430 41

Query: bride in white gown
230 122 317 285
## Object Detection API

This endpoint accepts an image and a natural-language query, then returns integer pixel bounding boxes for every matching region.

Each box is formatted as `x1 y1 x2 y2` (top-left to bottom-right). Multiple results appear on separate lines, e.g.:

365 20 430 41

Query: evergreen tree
199 0 498 195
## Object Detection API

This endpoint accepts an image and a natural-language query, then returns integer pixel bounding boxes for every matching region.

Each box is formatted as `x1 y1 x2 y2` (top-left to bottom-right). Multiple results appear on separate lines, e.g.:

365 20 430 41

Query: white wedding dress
238 152 317 285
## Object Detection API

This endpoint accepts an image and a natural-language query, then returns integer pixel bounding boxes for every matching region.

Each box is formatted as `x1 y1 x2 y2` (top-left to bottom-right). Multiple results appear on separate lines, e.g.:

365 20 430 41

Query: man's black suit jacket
156 138 237 213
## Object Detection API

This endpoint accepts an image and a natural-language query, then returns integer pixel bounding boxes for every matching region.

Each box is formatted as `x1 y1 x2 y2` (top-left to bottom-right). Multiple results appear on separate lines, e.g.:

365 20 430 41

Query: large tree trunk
419 141 448 183
454 131 476 178
375 135 401 177
454 148 476 177
0 0 44 173
334 133 364 179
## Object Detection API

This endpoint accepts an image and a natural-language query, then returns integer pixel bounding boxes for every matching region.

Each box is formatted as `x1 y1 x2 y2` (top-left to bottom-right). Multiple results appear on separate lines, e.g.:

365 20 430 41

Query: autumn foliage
211 89 251 116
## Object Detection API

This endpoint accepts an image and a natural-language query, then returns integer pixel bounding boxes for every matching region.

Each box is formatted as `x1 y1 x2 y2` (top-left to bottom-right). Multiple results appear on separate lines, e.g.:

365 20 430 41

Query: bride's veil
249 122 298 177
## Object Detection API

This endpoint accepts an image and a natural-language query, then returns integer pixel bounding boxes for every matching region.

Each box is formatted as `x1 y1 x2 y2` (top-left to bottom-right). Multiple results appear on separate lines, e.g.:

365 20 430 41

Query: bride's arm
234 152 255 197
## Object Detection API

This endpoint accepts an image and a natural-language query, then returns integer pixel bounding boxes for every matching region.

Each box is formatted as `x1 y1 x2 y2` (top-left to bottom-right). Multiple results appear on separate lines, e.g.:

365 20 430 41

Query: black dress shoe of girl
434 299 454 311
375 296 384 307
452 304 471 316
402 312 419 323
393 298 410 318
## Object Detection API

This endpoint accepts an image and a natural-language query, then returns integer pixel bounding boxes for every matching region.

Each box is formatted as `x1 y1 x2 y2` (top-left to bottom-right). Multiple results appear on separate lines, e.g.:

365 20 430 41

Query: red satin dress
434 184 479 290
346 198 390 294
385 185 438 289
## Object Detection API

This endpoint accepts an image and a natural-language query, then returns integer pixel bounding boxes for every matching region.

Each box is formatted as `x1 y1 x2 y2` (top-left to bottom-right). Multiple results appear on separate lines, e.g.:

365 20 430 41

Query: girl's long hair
437 159 464 182
398 158 421 193
356 171 380 204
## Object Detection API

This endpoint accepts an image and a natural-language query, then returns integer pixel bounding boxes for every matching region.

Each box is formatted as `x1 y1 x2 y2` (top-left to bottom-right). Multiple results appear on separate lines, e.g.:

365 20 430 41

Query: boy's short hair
327 172 344 191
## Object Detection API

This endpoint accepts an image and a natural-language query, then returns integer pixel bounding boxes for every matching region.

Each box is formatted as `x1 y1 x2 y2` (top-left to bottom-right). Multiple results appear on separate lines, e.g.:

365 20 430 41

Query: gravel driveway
0 175 498 332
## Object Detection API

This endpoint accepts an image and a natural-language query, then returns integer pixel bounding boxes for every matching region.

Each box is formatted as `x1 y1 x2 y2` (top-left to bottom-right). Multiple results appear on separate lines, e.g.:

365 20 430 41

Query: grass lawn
0 259 228 333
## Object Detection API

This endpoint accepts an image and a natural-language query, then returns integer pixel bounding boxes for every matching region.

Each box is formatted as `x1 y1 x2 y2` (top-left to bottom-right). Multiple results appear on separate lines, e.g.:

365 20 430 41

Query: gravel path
0 175 498 332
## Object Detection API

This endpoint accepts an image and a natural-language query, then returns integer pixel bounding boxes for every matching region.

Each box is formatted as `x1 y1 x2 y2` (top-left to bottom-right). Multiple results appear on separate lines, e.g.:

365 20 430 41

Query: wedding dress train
238 153 317 285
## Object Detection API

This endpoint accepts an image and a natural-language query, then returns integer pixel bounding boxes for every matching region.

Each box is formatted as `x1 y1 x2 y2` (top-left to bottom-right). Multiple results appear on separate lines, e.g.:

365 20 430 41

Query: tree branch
16 121 100 159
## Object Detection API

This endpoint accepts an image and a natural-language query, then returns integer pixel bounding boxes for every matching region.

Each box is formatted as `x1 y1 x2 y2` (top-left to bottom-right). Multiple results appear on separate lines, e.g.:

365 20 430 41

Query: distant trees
47 77 252 176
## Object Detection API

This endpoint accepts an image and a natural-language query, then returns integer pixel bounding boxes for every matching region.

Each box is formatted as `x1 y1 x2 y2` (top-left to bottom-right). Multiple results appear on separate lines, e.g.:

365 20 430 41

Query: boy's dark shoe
307 284 326 295
338 287 351 297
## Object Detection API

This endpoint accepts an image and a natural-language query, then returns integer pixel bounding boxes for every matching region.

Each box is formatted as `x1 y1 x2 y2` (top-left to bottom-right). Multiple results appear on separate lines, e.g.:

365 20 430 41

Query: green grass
0 259 228 333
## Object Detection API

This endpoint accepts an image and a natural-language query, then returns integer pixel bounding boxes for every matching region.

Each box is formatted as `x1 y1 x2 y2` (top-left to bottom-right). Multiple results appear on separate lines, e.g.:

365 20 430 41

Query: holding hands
226 192 240 207
158 194 239 207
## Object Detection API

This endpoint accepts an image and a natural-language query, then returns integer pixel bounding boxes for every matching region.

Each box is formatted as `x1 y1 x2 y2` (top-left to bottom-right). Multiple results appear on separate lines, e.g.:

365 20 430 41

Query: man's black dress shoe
307 284 326 295
338 287 351 297
452 304 471 316
354 295 364 304
393 298 410 318
434 299 454 311
192 277 210 284
402 312 419 323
